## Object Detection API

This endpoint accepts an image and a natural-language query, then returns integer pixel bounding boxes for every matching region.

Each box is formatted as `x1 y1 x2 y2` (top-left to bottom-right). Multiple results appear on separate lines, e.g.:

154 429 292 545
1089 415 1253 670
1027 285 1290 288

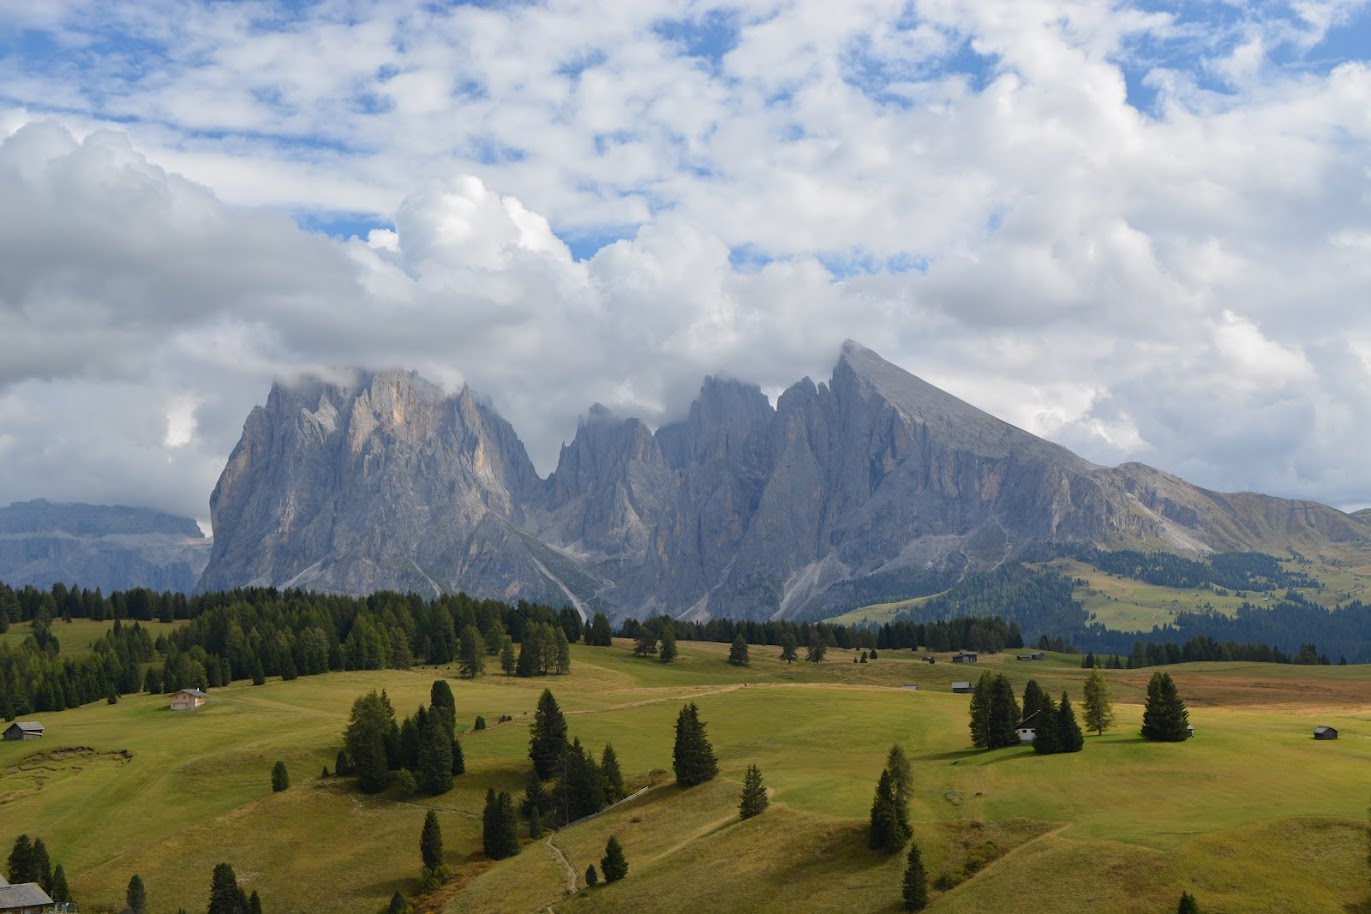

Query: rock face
0 499 209 592
199 343 1371 619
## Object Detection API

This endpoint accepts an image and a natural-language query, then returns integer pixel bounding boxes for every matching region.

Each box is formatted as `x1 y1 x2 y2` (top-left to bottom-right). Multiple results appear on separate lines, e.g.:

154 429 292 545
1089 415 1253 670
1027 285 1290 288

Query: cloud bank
1 0 1370 525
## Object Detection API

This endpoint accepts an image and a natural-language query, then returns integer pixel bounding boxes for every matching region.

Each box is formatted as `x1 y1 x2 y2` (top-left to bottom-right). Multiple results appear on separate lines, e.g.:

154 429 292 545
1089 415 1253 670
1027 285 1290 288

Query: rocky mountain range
0 499 210 593
198 342 1371 620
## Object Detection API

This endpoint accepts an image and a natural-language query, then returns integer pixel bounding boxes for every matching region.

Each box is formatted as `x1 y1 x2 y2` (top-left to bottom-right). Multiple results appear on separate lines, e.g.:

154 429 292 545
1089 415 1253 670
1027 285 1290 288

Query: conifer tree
1032 694 1059 754
1055 692 1085 753
1141 672 1190 741
1177 891 1200 913
499 636 517 675
482 789 521 859
429 680 457 736
30 838 52 892
738 764 769 820
529 689 569 780
601 744 625 801
344 690 394 793
271 760 289 792
206 863 242 914
387 891 408 914
1021 679 1050 720
587 612 614 646
632 628 658 656
1082 667 1115 735
529 807 543 839
551 738 608 825
7 834 33 884
585 864 598 886
886 744 913 819
417 713 454 795
902 840 929 911
248 889 262 914
779 633 799 663
600 836 628 883
672 703 719 787
251 658 265 686
49 864 71 904
987 675 1020 749
127 874 148 914
728 634 750 665
968 672 992 748
458 625 486 678
451 736 465 776
658 624 678 663
335 750 352 777
868 768 911 852
523 772 551 823
805 632 827 663
420 810 444 873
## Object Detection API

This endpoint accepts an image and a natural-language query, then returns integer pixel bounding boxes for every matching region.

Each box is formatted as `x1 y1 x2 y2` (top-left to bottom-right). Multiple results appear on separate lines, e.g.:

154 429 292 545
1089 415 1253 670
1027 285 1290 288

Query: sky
2 0 1371 531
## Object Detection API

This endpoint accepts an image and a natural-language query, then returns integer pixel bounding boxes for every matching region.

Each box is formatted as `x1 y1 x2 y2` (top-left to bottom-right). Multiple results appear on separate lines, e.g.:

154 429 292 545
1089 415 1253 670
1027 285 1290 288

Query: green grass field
2 639 1369 914
0 619 187 655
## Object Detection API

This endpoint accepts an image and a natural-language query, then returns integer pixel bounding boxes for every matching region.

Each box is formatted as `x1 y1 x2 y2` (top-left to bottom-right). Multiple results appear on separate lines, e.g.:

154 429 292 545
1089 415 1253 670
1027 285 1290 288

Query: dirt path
547 833 578 895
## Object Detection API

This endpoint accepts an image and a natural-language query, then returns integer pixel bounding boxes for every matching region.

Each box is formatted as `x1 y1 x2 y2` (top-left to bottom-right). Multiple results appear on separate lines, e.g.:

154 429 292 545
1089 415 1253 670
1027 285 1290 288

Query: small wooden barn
1 722 43 741
1016 651 1045 661
951 681 973 694
952 651 979 663
0 880 55 914
170 688 208 711
1016 710 1041 743
1313 725 1338 740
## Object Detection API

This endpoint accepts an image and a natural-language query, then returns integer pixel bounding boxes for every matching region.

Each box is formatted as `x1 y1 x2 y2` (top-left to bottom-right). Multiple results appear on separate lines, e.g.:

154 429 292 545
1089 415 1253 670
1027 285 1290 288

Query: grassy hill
2 640 1369 913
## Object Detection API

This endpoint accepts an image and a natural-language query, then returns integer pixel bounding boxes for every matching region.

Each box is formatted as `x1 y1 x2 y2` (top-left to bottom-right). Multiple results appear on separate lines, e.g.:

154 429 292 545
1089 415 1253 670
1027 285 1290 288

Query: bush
395 769 418 796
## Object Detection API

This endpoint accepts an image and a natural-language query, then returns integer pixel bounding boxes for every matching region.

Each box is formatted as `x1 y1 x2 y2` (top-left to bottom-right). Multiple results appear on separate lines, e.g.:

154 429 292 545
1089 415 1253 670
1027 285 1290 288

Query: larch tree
738 764 769 820
1082 668 1115 735
728 635 750 665
779 633 799 663
805 633 827 663
458 625 486 678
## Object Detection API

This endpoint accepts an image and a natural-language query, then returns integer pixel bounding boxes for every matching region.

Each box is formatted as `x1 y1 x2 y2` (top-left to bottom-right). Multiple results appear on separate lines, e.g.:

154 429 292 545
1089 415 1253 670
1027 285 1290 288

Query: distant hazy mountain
199 342 1371 620
0 499 210 593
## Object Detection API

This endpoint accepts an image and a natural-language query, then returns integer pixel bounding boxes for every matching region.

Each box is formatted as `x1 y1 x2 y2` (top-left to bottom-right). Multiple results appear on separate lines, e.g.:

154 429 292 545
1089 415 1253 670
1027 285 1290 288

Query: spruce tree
344 690 394 793
207 863 242 914
987 675 1021 749
902 841 929 911
127 874 148 914
588 612 613 646
551 738 608 825
529 689 569 780
632 628 658 656
271 761 289 792
886 744 913 819
458 625 486 678
387 891 408 914
420 809 444 873
500 636 517 675
1177 891 1200 913
1141 672 1190 742
7 834 33 884
30 838 51 892
1055 692 1085 753
600 836 628 883
585 864 598 886
728 635 750 665
805 632 827 662
1082 667 1115 735
601 744 625 801
868 768 911 852
672 703 719 787
779 633 799 663
1032 694 1059 754
451 736 465 776
738 764 768 820
968 672 992 748
251 658 265 686
49 864 71 904
1021 679 1050 720
529 807 543 839
658 624 678 663
482 789 520 859
248 890 262 914
417 713 454 795
429 680 456 736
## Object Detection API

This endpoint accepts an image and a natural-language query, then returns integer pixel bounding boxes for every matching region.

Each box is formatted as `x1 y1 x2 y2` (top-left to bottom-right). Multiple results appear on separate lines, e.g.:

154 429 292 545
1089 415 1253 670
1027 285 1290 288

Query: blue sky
1 0 1371 520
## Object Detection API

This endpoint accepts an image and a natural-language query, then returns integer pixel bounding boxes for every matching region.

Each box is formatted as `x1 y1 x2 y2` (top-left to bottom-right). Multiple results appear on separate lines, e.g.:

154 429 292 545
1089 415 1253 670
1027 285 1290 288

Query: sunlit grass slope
1 639 1368 914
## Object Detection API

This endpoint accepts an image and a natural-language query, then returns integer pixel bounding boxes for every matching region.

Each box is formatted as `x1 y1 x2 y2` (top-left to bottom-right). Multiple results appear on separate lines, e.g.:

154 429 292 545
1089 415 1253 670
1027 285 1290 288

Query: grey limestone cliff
198 343 1371 619
0 499 209 592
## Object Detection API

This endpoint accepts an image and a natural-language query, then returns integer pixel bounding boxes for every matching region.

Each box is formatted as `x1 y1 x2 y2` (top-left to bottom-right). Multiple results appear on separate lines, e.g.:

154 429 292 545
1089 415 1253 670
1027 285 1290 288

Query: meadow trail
546 833 578 895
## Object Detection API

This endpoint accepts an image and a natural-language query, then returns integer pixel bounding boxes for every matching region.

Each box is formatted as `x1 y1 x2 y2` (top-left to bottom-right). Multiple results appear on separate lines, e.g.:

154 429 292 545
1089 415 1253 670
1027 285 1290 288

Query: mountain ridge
197 343 1371 619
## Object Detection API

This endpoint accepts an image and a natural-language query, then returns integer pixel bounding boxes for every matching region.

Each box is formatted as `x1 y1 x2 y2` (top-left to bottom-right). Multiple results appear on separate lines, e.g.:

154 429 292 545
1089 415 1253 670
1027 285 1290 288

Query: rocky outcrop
0 500 209 592
198 343 1371 619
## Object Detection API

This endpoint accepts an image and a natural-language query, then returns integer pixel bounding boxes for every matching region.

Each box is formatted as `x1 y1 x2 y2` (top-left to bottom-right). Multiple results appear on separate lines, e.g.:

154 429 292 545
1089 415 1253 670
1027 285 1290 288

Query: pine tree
387 891 408 914
206 863 242 914
601 744 625 801
1177 890 1200 913
1055 692 1085 753
658 624 678 663
600 836 628 883
1082 667 1115 735
779 633 799 663
738 764 769 820
728 635 750 665
420 809 444 873
632 628 658 656
529 689 569 780
125 874 148 914
672 703 719 787
1141 672 1190 742
868 768 911 852
271 760 289 792
417 713 454 795
805 632 827 663
49 864 71 904
902 840 929 911
585 864 598 886
458 625 486 679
